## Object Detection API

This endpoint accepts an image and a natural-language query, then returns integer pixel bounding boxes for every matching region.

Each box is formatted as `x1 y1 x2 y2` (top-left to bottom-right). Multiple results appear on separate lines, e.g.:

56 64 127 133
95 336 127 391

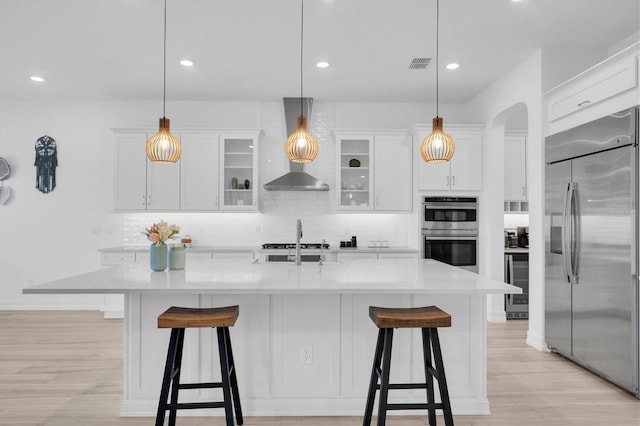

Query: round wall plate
0 185 11 205
0 157 9 180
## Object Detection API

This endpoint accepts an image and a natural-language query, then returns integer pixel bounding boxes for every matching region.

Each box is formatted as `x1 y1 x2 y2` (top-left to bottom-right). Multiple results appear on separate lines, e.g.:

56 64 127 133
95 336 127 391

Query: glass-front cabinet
114 129 259 212
222 134 258 210
336 136 373 209
334 131 413 212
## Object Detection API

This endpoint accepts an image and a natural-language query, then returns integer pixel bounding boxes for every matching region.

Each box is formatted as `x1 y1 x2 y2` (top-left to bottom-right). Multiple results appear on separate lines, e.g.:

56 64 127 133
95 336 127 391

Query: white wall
0 99 472 310
465 50 545 350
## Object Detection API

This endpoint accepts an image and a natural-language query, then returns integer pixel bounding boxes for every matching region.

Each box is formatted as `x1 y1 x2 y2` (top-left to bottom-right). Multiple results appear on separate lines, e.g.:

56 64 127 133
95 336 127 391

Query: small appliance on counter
504 230 518 248
517 227 529 248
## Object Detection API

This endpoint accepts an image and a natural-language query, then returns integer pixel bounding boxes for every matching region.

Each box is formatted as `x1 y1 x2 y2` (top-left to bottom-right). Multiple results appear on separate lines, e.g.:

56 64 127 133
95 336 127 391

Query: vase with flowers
142 220 181 271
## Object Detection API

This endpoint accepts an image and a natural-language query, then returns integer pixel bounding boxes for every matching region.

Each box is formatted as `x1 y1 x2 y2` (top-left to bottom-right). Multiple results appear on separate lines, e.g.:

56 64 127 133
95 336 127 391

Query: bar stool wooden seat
364 306 454 426
156 306 243 426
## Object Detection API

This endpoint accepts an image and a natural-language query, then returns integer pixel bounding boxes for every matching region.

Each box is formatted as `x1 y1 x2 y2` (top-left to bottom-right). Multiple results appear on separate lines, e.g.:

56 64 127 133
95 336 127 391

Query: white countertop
99 245 257 253
23 259 520 296
100 245 419 254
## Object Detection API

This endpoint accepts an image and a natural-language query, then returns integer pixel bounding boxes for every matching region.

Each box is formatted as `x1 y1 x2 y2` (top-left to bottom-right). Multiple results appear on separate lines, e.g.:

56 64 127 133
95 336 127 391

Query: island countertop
23 258 520 295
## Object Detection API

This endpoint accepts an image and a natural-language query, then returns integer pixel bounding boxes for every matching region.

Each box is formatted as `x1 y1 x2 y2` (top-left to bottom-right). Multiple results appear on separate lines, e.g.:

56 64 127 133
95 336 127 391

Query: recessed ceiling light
30 76 44 82
316 61 330 68
511 0 523 2
446 63 459 70
180 59 194 67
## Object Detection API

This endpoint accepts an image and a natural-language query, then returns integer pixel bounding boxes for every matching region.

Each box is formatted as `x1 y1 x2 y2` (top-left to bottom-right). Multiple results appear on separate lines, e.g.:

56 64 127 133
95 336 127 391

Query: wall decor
0 157 11 205
34 135 58 193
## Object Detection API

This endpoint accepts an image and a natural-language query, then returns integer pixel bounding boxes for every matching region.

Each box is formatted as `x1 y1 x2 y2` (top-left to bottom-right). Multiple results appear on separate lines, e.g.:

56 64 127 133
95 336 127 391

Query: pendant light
146 0 182 163
285 0 319 163
420 0 455 163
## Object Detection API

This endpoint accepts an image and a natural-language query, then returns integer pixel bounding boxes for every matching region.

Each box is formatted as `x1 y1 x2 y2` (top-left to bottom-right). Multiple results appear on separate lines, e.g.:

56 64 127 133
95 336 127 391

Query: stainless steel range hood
263 98 329 191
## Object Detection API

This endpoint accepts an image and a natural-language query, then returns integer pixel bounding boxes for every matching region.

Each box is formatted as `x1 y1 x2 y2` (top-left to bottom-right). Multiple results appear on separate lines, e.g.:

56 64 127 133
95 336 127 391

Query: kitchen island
23 259 520 417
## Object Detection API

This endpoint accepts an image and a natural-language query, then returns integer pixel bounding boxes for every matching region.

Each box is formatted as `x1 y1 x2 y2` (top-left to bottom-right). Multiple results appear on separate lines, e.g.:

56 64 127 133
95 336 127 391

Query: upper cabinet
114 129 259 211
414 125 483 192
334 131 412 211
504 132 527 201
545 42 639 136
115 134 180 210
221 134 258 210
179 133 220 210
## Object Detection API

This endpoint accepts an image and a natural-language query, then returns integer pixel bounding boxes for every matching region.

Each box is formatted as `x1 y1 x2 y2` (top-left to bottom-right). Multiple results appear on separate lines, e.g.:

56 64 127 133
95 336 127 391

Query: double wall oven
422 196 479 273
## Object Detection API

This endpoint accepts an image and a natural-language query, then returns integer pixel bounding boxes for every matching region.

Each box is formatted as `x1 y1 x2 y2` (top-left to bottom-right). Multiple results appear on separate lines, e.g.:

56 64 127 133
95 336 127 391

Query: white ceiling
1 0 638 103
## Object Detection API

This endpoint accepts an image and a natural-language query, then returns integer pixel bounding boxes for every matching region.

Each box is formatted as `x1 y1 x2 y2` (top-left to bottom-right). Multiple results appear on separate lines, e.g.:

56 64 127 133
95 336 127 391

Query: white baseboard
486 309 507 323
0 300 103 311
121 397 491 417
526 329 549 352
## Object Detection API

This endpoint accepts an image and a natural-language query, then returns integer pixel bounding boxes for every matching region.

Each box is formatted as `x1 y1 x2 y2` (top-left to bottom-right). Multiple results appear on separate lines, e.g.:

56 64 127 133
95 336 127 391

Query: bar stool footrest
166 401 226 410
379 383 429 390
386 402 446 411
179 382 224 390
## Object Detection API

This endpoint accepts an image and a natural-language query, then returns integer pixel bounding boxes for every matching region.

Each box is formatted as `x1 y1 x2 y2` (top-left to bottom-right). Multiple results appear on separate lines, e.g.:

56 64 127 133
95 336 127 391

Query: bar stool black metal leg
156 328 180 426
363 328 385 426
422 328 436 426
224 327 243 425
430 329 454 426
377 328 394 426
217 327 235 426
168 328 185 426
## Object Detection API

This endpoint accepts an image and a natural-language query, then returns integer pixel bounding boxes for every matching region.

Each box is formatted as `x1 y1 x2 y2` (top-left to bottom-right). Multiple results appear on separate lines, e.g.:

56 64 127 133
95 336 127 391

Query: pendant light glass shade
146 0 181 163
285 115 319 163
285 0 319 163
421 0 454 163
146 118 182 163
420 117 455 163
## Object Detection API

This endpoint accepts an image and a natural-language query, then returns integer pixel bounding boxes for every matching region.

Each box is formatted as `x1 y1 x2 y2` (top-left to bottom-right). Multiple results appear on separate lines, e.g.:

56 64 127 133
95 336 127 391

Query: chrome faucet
295 219 302 266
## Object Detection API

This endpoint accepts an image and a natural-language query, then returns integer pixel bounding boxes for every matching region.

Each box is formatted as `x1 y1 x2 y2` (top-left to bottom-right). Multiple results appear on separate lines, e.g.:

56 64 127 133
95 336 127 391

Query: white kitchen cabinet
545 43 639 136
336 250 418 261
114 129 259 211
221 134 258 210
416 126 483 191
374 134 412 211
334 131 412 211
336 135 373 209
180 134 220 210
504 132 527 201
114 132 180 210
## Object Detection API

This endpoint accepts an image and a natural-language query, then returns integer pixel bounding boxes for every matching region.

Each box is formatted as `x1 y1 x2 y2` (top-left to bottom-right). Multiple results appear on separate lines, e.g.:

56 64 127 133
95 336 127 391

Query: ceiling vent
409 57 432 69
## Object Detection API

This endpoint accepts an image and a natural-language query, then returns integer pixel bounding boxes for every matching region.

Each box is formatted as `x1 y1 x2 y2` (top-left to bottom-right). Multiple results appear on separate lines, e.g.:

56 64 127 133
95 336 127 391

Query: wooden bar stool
155 306 243 426
363 306 454 426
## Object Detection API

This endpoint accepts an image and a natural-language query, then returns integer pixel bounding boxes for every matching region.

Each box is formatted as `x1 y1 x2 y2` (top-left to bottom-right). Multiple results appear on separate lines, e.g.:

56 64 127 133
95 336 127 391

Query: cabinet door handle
375 196 379 207
522 186 525 196
147 195 151 206
215 195 219 208
577 100 590 108
447 176 450 187
141 195 145 207
452 176 456 187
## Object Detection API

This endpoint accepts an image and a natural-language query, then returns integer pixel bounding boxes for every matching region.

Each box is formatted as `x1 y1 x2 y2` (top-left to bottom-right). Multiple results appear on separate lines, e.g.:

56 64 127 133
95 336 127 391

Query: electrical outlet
300 345 313 364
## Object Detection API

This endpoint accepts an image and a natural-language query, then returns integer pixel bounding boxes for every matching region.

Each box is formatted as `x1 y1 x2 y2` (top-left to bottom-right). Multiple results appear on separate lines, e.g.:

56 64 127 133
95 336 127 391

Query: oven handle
423 235 478 241
423 204 478 209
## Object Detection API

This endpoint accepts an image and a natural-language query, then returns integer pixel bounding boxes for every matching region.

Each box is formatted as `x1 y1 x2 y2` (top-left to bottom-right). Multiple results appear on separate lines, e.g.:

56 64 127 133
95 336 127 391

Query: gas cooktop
262 243 330 250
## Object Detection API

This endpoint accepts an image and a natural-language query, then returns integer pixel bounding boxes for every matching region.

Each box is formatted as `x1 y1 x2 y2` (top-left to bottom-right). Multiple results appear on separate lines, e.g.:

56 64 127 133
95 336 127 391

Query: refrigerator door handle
569 182 580 284
562 182 572 282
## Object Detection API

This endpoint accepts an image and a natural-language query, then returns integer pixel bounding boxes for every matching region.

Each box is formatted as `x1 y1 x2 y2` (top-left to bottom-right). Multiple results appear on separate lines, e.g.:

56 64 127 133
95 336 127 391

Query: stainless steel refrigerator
545 107 639 397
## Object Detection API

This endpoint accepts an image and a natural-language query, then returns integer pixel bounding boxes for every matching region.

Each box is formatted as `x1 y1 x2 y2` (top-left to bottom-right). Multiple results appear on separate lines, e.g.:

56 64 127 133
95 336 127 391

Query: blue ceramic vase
150 243 168 271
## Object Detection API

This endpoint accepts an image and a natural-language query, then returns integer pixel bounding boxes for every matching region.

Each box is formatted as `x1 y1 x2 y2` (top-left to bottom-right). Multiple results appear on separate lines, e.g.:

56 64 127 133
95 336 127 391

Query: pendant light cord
163 0 168 118
300 0 304 116
436 0 439 117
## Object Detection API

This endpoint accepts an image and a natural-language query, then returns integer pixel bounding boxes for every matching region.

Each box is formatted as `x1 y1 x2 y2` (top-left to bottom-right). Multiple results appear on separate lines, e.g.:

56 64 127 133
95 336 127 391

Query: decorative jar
149 243 168 271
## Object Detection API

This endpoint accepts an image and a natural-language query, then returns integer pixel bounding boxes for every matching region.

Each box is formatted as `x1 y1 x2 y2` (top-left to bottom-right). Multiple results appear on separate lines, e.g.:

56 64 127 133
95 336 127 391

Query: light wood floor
0 311 638 425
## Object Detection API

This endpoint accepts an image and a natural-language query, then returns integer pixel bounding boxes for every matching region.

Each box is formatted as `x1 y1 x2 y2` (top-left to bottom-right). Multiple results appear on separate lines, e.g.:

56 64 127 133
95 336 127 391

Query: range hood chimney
263 98 329 191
